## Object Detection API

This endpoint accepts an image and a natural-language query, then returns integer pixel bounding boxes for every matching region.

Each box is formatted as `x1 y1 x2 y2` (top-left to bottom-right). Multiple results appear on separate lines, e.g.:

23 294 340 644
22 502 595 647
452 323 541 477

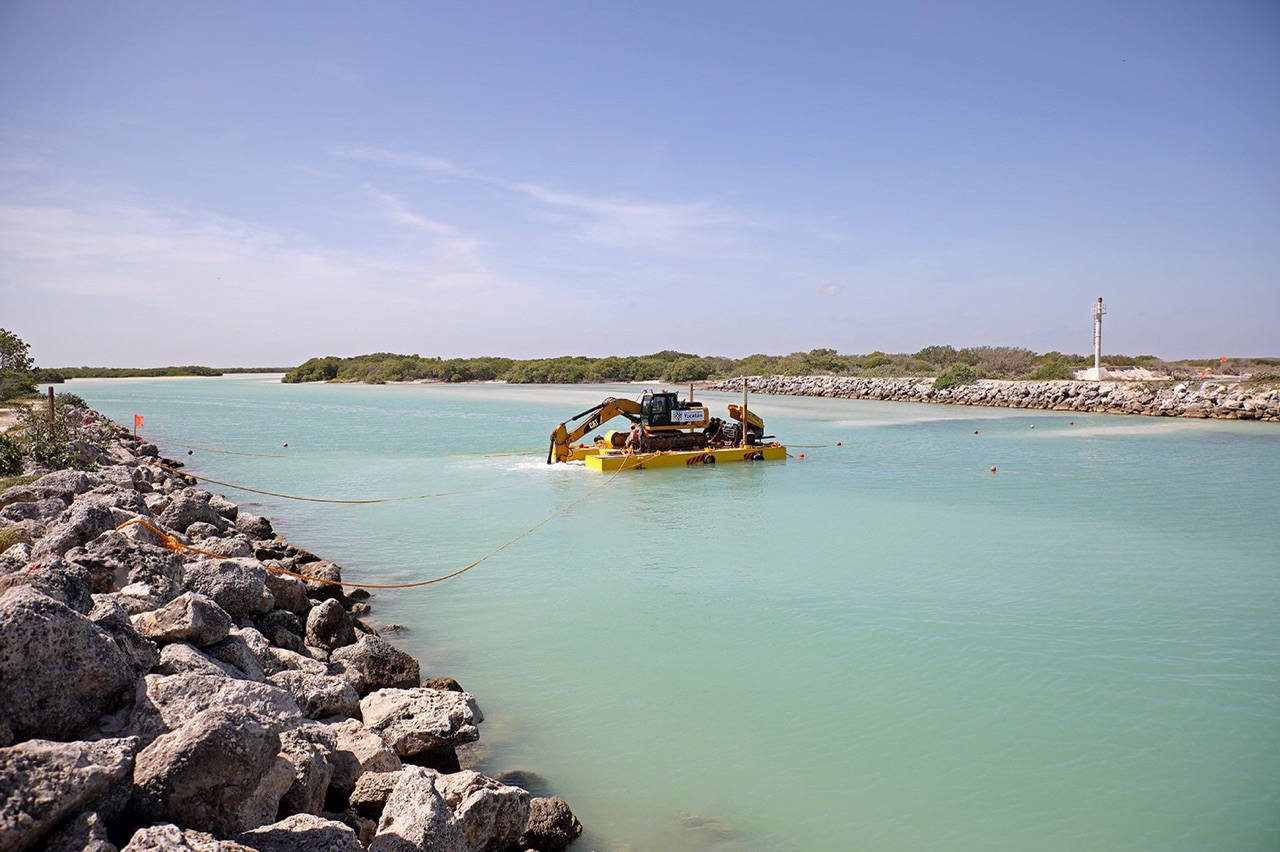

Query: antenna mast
1092 297 1107 378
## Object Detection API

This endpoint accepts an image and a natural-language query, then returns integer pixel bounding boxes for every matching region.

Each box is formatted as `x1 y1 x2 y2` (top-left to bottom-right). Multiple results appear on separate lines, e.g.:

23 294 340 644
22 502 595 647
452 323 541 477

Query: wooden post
46 386 54 422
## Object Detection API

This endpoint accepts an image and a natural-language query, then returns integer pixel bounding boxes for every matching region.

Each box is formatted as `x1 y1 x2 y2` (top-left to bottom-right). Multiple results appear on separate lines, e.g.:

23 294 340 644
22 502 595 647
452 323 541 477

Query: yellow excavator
547 391 767 464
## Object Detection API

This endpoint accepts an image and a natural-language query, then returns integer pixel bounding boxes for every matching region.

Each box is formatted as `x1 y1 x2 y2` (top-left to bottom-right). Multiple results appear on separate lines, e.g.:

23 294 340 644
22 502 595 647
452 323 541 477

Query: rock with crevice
359 687 482 758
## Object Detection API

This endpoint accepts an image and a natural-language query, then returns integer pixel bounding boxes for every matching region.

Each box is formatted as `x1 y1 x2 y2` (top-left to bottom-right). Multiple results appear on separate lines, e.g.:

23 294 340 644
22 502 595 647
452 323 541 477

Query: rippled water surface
72 376 1280 850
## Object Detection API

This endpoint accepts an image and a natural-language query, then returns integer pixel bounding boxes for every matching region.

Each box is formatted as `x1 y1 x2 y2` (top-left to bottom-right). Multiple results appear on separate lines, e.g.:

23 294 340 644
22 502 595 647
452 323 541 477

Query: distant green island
281 349 1280 385
35 366 289 382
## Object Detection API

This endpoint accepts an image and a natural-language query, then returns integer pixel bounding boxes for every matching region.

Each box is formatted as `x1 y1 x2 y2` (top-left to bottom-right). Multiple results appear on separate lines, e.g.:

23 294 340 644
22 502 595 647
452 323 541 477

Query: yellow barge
548 390 786 471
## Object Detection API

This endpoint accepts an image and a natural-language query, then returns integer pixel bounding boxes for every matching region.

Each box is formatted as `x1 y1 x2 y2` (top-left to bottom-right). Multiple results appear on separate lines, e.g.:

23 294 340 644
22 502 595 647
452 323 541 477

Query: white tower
1087 297 1107 381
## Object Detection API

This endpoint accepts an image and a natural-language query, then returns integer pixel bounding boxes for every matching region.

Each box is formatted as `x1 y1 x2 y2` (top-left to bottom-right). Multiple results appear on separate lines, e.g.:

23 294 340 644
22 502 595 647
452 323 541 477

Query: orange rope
113 457 637 589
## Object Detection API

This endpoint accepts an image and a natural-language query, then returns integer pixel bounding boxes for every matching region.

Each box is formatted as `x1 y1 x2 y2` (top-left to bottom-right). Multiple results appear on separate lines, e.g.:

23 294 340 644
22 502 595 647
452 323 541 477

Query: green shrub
0 434 22 475
1027 361 1073 381
54 391 88 408
933 364 982 390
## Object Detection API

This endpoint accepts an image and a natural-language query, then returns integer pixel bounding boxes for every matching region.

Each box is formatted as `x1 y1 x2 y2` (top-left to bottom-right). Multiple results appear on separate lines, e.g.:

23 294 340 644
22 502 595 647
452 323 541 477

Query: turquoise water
68 376 1280 850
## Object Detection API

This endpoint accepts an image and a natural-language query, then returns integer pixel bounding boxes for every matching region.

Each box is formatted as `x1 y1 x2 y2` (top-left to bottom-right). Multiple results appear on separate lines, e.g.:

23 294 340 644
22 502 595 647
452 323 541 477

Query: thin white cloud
336 146 759 255
820 283 843 297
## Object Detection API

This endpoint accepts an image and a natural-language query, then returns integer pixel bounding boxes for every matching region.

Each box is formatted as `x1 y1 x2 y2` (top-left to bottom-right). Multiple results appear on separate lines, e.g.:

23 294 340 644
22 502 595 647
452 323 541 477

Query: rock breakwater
0 407 582 851
703 376 1280 421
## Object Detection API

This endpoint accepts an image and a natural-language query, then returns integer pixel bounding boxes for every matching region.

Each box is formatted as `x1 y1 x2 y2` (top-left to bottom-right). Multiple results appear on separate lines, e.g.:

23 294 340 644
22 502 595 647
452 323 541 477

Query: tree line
281 348 1280 386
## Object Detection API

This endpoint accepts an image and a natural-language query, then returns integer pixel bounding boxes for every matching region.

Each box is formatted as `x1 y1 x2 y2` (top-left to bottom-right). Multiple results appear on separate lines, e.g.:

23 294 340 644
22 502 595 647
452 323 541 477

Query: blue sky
1 1 1276 367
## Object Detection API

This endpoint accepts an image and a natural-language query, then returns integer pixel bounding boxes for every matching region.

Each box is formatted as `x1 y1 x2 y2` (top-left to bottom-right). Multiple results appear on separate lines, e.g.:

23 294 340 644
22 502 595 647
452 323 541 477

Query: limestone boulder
40 810 116 852
131 592 232 647
89 596 160 676
126 673 303 745
132 706 293 837
236 512 274 541
306 598 355 652
324 718 402 801
25 555 93 614
0 736 138 852
121 823 256 851
349 769 401 819
519 797 583 852
268 670 360 719
359 688 481 758
331 634 420 696
369 767 467 852
156 642 247 679
81 530 186 601
262 572 308 615
0 586 137 743
236 814 363 852
434 769 531 852
209 494 239 522
31 500 116 559
183 558 273 619
158 491 227 534
205 632 268 682
277 723 337 818
255 609 307 656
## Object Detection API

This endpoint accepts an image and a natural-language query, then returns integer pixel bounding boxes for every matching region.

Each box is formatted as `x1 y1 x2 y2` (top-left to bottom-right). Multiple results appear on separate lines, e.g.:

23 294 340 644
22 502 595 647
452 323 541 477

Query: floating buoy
836 441 842 446
798 453 805 459
974 430 979 434
282 443 288 447
187 450 193 455
990 466 997 473
1069 421 1074 425
1030 425 1035 429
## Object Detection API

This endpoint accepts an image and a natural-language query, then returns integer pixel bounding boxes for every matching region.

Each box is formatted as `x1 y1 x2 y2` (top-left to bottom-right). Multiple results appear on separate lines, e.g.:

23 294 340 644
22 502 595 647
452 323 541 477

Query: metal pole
46 386 54 422
741 374 748 448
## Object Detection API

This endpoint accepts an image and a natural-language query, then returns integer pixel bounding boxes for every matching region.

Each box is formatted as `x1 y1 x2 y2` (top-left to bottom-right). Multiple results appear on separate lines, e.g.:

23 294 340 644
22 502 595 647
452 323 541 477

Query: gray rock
268 670 360 719
209 494 239 522
125 673 303 745
82 530 186 601
30 469 96 500
195 535 255 559
255 609 307 654
369 766 467 852
41 810 117 852
236 512 274 541
158 491 227 533
90 596 160 675
155 642 247 679
131 592 233 647
184 521 223 540
306 598 355 652
236 814 363 852
206 632 268 682
25 555 93 613
331 634 421 696
293 560 344 601
132 706 293 837
183 558 273 619
0 736 138 852
262 572 309 615
31 500 116 559
121 823 256 851
0 587 137 742
359 688 482 758
277 723 337 817
519 797 583 852
324 718 402 800
434 770 531 852
349 769 402 819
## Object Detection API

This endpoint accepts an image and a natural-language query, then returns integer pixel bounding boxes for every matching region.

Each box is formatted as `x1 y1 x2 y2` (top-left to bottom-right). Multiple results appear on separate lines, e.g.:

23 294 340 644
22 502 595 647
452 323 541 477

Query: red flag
134 414 144 428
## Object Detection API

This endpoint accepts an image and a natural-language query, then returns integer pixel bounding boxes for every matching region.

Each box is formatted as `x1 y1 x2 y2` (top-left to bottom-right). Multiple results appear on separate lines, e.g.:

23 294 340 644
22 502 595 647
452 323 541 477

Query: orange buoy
187 450 193 455
836 441 842 446
990 466 997 472
974 430 979 434
1030 425 1035 429
1069 421 1074 425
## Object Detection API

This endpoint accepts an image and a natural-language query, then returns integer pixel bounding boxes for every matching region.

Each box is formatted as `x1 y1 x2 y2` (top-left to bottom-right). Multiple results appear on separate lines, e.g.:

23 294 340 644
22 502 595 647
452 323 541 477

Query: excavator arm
547 397 644 463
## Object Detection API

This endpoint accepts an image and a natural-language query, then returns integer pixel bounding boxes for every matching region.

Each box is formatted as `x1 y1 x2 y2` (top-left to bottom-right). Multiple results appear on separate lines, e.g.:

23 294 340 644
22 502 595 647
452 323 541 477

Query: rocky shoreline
701 376 1280 422
0 407 582 851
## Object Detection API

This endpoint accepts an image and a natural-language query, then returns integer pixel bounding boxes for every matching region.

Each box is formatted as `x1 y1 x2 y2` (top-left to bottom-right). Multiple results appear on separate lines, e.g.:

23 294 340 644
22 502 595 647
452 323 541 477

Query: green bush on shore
932 364 983 390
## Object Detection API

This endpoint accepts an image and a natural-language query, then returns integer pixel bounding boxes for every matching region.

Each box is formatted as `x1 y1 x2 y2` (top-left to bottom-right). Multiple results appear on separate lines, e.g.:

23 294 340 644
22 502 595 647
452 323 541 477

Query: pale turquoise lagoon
67 376 1280 850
